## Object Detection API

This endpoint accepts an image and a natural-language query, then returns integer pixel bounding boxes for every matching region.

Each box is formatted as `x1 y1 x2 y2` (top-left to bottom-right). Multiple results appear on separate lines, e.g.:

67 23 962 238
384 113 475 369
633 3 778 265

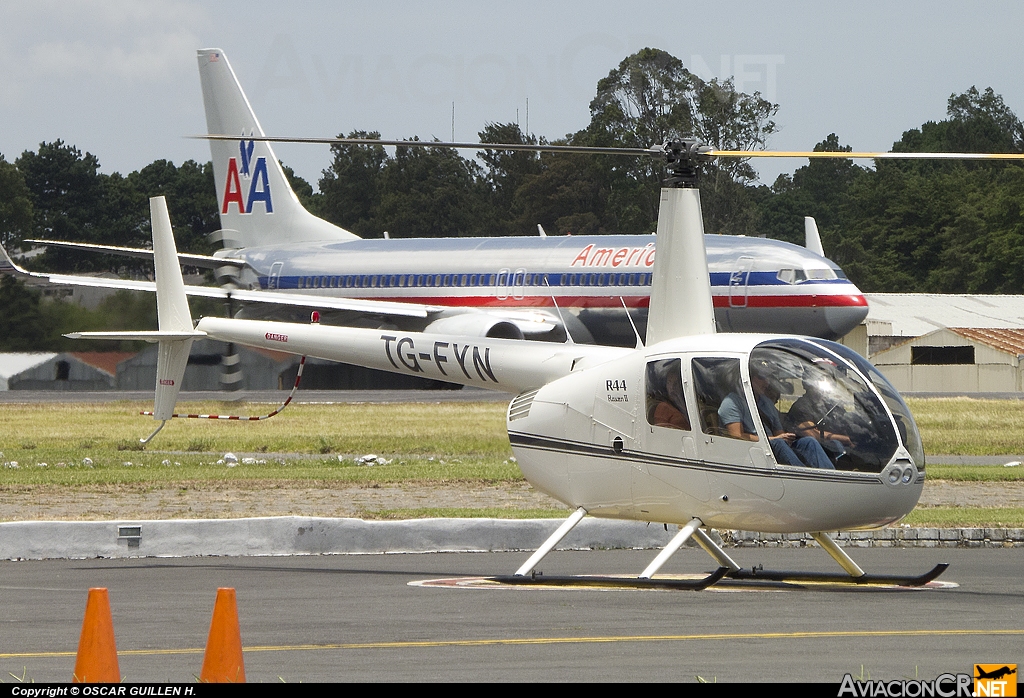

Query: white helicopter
66 139 983 589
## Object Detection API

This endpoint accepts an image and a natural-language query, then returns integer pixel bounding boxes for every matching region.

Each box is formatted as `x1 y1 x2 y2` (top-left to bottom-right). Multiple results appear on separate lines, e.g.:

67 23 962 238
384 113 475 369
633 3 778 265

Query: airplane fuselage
231 233 868 340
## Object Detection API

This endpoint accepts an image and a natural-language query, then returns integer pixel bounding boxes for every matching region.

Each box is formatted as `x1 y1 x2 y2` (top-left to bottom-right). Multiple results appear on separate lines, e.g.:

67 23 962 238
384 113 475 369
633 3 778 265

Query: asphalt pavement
0 547 1020 682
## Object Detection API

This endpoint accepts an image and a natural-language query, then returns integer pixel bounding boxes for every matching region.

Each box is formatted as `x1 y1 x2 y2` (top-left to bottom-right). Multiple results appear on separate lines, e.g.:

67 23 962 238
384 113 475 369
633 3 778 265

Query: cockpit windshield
749 340 902 473
810 339 925 470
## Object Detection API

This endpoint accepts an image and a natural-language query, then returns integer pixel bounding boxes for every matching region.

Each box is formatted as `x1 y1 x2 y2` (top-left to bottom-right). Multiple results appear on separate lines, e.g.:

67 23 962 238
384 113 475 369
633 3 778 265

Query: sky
2 1 1024 189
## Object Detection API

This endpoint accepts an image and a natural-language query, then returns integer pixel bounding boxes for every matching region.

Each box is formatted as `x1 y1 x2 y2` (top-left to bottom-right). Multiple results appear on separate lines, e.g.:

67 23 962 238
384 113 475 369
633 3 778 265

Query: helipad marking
409 575 960 592
1 627 1016 659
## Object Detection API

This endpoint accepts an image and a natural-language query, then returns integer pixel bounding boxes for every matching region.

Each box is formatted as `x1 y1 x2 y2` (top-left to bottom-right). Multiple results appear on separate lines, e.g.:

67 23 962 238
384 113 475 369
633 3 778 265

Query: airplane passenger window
646 358 691 431
691 357 751 440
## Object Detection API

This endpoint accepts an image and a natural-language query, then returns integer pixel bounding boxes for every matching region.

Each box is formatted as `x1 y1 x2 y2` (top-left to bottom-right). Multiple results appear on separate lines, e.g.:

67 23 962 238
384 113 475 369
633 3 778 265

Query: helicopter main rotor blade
194 133 1024 161
194 134 654 157
711 150 1024 160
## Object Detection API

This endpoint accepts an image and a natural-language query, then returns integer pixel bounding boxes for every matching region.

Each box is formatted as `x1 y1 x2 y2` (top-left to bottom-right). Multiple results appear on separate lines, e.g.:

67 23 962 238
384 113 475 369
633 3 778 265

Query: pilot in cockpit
718 361 835 469
787 368 856 461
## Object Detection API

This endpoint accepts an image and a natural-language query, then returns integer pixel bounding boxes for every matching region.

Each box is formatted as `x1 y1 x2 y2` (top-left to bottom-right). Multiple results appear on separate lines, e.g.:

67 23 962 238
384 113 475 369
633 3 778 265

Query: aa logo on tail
222 137 273 214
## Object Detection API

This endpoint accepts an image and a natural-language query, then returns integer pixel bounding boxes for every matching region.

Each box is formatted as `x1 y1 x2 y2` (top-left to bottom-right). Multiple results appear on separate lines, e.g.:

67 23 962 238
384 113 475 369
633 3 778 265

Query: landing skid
493 567 729 591
507 509 950 591
724 563 950 587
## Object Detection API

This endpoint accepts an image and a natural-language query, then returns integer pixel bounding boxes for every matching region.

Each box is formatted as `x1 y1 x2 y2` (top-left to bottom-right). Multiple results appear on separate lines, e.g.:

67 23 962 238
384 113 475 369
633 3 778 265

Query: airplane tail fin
196 48 359 247
804 216 825 256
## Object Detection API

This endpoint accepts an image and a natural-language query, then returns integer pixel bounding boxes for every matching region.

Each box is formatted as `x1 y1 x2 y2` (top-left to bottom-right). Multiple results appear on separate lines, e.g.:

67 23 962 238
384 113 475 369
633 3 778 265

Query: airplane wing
0 242 560 333
0 242 431 318
23 238 245 270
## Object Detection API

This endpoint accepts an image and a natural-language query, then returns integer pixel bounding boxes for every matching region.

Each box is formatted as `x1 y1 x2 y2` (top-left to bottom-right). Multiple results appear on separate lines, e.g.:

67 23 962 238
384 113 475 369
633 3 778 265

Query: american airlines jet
12 49 868 345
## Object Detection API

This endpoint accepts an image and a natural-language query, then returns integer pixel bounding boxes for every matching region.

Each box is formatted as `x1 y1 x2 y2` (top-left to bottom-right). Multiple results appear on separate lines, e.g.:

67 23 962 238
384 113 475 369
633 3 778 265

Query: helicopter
69 137 1021 589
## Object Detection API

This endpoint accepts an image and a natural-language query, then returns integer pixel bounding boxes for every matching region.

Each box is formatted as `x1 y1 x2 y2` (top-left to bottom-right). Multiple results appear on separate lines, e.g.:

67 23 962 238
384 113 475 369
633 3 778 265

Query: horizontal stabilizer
65 330 206 342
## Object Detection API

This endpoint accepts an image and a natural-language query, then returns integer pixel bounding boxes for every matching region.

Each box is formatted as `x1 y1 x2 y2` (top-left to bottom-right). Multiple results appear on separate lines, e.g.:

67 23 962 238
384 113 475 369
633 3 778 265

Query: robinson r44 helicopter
70 139 998 590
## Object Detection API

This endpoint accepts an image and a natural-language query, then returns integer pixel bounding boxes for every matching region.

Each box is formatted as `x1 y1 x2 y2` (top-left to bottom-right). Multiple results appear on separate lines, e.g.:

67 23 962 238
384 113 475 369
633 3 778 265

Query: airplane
67 140 952 589
21 48 870 348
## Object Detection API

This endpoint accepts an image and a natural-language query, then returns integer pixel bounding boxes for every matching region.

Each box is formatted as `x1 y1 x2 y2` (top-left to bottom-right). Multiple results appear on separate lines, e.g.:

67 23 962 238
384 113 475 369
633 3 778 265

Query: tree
0 275 48 351
17 141 109 271
316 131 388 237
0 154 33 248
376 141 488 238
580 48 779 234
478 123 543 235
127 159 219 256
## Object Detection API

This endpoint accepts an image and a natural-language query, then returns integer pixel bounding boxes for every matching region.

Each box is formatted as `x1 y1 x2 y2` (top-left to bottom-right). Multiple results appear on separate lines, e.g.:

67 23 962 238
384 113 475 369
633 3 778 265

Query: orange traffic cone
199 588 245 683
73 588 120 683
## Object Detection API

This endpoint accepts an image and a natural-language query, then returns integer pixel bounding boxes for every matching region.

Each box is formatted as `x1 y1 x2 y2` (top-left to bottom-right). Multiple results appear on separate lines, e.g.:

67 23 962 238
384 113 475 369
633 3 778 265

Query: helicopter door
691 356 784 502
267 261 284 290
636 357 710 506
729 256 754 308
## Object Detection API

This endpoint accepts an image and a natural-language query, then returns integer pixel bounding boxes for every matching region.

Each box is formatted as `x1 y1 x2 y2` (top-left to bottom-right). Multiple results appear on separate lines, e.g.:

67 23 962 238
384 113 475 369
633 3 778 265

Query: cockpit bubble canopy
748 339 923 473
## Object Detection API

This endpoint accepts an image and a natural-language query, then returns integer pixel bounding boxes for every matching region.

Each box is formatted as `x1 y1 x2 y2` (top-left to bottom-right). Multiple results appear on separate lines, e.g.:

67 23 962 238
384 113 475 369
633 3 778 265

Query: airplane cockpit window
748 340 901 473
645 358 691 431
691 357 753 441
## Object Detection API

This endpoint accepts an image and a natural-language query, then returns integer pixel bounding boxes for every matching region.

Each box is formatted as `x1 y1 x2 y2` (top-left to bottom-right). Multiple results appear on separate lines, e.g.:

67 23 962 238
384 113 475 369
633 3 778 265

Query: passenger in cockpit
788 378 855 461
718 364 835 469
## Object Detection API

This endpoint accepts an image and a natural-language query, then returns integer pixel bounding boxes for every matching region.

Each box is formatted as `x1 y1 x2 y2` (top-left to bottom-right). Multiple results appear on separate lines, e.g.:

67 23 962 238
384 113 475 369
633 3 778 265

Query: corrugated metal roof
949 328 1024 356
68 352 137 376
0 353 58 380
864 294 1024 336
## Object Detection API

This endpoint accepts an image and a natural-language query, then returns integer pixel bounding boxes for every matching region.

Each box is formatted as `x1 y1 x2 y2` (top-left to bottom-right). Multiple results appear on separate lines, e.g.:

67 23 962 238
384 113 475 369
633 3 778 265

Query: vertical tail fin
150 197 198 424
66 198 205 440
196 48 359 246
804 216 825 256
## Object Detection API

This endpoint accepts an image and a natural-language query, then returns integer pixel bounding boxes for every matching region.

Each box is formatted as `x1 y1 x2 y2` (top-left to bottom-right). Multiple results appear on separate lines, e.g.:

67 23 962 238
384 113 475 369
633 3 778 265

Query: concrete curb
0 518 1022 560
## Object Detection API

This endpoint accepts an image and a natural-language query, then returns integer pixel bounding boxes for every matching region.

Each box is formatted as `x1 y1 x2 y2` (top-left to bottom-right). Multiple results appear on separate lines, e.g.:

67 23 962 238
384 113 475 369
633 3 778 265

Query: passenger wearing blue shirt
718 368 835 470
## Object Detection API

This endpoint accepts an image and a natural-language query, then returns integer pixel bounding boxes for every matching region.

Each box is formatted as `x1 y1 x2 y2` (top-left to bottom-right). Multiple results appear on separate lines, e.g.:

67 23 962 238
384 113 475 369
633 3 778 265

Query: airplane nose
823 297 869 339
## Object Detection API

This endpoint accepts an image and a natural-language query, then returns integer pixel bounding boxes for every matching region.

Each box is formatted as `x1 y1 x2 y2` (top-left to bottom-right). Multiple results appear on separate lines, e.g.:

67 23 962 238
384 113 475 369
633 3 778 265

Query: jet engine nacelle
424 313 525 340
506 334 926 534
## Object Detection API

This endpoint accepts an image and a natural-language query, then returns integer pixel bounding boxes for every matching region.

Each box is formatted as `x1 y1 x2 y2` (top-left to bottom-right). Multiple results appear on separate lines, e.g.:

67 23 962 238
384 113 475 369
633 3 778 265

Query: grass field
0 398 1022 524
0 399 1022 486
906 397 1024 455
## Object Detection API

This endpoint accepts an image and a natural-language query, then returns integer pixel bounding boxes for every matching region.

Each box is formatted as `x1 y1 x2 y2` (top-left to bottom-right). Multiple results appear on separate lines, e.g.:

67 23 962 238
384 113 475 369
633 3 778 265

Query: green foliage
316 130 388 237
377 141 489 238
0 155 33 247
0 276 48 351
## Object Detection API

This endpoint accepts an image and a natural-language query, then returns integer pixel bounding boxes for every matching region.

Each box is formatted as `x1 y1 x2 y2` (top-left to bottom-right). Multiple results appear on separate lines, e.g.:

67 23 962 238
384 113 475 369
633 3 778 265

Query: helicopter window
691 357 751 440
646 358 691 431
749 341 901 473
811 339 925 469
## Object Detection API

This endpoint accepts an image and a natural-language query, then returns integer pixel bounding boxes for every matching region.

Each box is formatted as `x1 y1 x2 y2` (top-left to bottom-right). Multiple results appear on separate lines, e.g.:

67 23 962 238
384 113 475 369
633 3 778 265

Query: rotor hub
658 140 715 188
